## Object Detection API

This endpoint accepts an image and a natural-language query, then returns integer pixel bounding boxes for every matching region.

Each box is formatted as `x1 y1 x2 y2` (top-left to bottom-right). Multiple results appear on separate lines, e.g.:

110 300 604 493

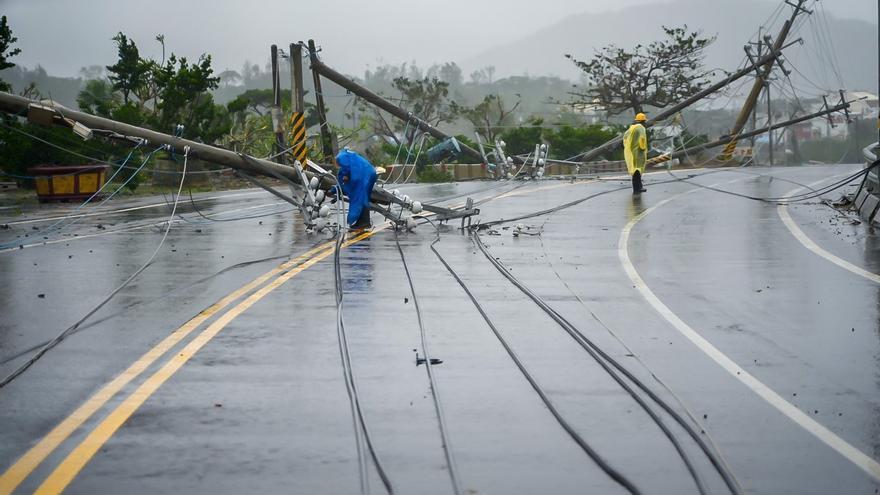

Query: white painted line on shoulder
620 177 880 482
777 175 880 284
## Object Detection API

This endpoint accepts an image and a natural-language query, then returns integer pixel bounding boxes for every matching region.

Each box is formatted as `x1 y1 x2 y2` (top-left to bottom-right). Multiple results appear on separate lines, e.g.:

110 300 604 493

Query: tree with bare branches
565 26 717 116
459 94 520 144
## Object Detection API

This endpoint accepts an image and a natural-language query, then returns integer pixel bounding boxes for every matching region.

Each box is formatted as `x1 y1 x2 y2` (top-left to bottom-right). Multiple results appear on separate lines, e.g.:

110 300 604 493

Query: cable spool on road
289 111 308 166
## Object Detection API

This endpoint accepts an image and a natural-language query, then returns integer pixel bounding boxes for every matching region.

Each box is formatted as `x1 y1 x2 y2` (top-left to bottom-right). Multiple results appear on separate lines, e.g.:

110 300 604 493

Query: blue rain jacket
336 149 378 226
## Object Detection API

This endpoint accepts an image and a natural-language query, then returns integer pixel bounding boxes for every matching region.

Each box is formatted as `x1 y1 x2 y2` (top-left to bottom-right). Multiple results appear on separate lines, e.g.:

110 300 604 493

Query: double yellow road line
1 179 576 494
0 229 378 494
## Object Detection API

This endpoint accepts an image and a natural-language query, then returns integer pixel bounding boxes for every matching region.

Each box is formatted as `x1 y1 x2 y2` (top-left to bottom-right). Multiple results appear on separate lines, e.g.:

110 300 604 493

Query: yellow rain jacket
623 123 647 176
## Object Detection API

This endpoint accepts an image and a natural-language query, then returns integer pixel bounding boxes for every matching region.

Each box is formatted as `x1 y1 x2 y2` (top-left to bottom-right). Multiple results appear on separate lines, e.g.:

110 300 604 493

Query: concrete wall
152 157 212 187
382 161 628 183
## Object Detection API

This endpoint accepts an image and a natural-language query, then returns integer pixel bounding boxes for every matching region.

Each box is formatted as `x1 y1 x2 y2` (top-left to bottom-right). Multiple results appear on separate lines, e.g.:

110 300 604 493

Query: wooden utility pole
289 42 308 166
749 28 763 155
290 43 304 114
270 44 285 163
307 39 336 162
719 0 810 160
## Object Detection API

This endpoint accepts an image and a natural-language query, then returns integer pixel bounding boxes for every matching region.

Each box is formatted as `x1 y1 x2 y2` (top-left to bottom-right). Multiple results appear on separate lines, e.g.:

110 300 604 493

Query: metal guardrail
863 142 879 192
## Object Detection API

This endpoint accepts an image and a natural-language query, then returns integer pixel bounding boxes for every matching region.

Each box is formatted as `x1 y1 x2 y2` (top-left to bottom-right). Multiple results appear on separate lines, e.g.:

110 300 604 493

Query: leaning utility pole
307 39 336 162
748 28 763 155
308 50 486 164
718 0 810 160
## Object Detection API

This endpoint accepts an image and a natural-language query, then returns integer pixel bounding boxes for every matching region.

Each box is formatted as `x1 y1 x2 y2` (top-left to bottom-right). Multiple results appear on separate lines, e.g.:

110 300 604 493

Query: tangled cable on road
471 231 743 494
0 145 191 389
666 160 879 205
332 200 395 495
393 228 464 495
425 221 644 495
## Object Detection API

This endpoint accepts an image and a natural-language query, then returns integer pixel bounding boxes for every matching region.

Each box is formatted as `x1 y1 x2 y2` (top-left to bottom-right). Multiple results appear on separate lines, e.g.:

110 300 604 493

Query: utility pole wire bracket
785 0 813 16
761 35 792 76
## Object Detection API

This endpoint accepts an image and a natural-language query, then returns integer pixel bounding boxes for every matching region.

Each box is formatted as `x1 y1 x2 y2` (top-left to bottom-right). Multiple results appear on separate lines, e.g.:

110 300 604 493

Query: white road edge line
777 175 880 284
619 176 880 482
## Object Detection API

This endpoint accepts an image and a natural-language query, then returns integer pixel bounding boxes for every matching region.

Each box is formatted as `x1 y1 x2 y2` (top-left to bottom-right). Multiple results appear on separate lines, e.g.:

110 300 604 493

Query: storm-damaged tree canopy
79 32 230 143
566 25 717 116
458 93 520 144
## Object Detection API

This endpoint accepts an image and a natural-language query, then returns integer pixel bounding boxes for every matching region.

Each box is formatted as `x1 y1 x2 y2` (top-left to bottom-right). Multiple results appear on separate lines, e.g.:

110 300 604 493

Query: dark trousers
352 207 371 229
632 170 643 192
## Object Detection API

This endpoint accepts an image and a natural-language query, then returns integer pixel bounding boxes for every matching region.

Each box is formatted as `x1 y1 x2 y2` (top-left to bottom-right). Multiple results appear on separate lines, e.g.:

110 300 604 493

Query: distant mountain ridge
463 0 877 92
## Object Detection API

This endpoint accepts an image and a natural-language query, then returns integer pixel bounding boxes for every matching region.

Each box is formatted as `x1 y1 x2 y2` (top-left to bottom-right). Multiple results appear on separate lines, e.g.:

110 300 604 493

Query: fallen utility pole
0 91 397 206
572 46 794 164
646 100 850 166
307 43 485 164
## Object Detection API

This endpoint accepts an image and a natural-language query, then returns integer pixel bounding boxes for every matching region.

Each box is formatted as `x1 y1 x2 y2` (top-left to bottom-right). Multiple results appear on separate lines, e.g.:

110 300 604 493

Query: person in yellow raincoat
623 112 648 193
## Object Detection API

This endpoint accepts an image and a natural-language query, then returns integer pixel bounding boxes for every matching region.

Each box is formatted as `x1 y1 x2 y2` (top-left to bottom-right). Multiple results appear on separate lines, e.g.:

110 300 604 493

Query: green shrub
417 166 454 183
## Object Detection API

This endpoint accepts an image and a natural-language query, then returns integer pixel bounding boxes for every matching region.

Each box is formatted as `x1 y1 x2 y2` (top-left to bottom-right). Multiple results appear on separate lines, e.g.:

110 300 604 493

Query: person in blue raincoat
335 149 377 228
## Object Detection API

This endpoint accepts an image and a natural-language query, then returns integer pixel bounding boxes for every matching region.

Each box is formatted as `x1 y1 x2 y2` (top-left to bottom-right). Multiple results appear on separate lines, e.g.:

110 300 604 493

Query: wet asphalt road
0 166 878 494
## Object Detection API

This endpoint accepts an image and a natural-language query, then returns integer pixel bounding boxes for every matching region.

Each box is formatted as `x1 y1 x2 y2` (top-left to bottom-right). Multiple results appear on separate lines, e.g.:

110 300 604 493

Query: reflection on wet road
1 167 878 494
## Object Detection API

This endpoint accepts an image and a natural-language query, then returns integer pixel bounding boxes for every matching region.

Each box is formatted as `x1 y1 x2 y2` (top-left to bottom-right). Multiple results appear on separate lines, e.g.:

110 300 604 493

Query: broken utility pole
0 92 401 208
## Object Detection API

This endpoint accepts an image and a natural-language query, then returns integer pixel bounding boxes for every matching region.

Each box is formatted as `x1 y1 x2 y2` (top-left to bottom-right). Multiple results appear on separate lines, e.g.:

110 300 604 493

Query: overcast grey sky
2 0 875 79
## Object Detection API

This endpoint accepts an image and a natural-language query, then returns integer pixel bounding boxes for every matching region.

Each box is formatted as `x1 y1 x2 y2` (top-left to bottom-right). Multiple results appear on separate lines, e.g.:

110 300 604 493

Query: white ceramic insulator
538 158 545 166
516 223 525 231
506 156 513 164
402 194 410 204
411 201 423 214
507 172 513 179
314 218 326 231
537 169 544 177
392 189 401 197
315 190 325 203
309 177 319 190
319 205 331 218
499 140 506 147
405 217 417 230
540 143 547 151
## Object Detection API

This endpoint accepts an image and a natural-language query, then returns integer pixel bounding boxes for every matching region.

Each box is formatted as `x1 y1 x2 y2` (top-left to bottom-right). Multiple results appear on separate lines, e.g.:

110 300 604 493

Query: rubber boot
632 170 646 193
352 208 372 229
